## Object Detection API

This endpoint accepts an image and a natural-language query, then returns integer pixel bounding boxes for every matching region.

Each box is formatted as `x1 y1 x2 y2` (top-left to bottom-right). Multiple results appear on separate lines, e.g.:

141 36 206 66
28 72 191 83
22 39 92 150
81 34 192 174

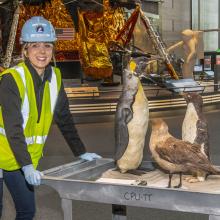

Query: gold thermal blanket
78 0 125 79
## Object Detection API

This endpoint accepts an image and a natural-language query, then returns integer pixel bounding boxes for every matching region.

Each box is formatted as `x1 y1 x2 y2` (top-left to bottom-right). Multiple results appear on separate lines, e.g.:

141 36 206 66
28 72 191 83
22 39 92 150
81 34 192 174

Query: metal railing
67 84 220 115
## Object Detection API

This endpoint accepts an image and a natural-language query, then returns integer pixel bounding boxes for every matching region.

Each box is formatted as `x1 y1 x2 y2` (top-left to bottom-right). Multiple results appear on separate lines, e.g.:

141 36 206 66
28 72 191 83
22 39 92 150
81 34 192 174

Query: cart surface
42 158 220 220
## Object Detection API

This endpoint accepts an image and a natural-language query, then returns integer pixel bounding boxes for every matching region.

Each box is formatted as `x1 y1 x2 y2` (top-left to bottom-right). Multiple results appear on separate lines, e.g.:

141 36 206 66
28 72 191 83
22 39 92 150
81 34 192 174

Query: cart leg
209 215 220 220
61 198 72 220
112 204 127 220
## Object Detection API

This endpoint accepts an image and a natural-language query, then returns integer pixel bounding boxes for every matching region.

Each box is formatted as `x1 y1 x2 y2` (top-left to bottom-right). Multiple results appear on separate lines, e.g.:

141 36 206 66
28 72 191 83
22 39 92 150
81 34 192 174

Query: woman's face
26 42 53 76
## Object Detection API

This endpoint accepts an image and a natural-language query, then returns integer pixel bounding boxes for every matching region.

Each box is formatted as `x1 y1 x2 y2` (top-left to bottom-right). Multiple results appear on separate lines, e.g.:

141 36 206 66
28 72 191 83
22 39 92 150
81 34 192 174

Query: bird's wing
115 108 132 160
155 137 208 165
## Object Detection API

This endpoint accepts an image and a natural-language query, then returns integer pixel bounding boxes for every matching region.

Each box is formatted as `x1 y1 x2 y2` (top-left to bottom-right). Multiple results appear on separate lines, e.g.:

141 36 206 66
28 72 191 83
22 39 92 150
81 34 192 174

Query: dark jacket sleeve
54 82 86 156
0 74 32 167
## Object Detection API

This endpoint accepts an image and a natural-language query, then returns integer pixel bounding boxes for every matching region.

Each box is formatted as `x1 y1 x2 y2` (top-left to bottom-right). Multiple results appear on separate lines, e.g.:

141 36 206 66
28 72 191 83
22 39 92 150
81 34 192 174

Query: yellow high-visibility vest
0 62 61 170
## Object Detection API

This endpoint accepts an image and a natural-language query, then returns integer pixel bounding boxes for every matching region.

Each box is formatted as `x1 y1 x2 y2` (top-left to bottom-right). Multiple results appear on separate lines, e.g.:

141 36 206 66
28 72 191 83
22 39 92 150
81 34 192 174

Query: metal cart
42 158 220 220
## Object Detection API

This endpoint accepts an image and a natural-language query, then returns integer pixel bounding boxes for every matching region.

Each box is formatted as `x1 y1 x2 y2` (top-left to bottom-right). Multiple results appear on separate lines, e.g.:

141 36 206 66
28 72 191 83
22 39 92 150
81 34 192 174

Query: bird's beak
151 118 164 126
133 71 139 77
150 119 157 126
181 92 188 99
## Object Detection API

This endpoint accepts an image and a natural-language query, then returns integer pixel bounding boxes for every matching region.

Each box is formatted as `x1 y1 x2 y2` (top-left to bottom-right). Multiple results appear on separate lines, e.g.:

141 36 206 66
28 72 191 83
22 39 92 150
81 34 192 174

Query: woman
0 16 101 219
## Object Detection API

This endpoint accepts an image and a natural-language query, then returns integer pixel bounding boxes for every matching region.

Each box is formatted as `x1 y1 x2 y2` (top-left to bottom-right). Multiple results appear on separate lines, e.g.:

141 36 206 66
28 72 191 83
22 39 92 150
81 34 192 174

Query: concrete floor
2 109 220 220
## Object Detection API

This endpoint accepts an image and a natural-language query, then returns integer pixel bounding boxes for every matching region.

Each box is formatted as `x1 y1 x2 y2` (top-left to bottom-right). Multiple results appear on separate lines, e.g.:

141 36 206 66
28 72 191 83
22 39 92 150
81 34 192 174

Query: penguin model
115 57 149 173
182 92 209 182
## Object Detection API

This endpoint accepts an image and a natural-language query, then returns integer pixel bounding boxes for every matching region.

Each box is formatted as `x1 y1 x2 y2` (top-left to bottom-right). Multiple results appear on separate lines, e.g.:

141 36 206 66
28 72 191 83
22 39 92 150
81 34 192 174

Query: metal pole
112 204 127 220
214 64 220 91
201 29 220 32
209 215 220 220
190 0 192 29
198 0 200 31
61 198 73 220
218 0 220 49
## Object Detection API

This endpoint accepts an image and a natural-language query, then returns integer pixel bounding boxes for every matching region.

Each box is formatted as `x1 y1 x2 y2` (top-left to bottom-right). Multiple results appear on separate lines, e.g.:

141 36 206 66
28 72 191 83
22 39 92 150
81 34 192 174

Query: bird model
115 57 149 173
182 92 209 182
150 118 219 188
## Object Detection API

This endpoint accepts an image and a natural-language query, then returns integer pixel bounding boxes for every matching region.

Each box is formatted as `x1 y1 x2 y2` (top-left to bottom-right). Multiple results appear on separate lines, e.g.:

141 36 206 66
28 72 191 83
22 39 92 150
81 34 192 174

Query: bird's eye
133 72 138 77
128 73 132 79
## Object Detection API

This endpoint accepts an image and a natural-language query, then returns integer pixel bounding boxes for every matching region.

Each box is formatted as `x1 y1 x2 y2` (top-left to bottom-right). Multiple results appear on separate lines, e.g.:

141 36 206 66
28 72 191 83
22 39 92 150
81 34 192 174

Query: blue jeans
0 169 35 220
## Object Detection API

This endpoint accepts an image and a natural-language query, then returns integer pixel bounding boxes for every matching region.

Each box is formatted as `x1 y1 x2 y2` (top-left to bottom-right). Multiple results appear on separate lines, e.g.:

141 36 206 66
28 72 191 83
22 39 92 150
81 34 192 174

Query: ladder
139 8 178 79
2 0 20 68
115 5 179 80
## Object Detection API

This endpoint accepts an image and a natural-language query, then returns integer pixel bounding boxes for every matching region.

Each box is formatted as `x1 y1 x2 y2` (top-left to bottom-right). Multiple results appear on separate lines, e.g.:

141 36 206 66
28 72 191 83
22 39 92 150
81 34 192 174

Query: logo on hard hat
36 25 44 33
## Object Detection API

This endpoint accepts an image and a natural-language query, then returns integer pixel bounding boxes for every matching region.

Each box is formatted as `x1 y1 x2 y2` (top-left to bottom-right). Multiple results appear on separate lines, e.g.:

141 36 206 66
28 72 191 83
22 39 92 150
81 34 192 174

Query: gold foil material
103 0 125 43
78 0 125 79
78 11 112 79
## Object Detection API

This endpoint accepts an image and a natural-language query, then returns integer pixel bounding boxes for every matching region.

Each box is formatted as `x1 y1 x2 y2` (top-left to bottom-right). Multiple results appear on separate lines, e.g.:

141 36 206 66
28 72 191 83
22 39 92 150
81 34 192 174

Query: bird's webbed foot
167 173 182 188
174 173 182 188
126 169 148 176
173 183 182 188
184 173 206 183
137 180 148 186
184 176 200 183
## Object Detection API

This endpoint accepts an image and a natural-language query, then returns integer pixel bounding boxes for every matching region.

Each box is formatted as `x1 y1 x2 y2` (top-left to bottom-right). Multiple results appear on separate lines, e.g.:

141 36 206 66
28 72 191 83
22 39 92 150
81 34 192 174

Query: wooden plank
65 87 99 98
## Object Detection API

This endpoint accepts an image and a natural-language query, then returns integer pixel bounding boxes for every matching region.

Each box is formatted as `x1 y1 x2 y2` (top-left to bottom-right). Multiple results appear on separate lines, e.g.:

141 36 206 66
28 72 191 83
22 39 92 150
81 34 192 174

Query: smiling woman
24 42 54 75
0 16 101 220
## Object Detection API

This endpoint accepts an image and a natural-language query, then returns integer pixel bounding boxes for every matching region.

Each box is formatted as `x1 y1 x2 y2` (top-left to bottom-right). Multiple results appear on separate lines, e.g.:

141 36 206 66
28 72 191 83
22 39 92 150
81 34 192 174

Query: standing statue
167 29 204 79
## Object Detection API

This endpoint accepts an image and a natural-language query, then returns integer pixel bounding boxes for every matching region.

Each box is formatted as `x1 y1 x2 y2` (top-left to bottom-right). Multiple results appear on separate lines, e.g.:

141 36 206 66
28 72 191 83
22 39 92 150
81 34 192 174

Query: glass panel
203 32 218 51
192 0 199 30
200 0 219 51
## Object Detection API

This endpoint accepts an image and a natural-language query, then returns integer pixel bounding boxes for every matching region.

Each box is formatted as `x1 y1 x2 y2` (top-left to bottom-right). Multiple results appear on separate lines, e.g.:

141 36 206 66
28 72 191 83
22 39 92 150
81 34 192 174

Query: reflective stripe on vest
0 127 47 145
50 69 58 112
0 127 5 136
11 66 29 129
25 135 47 145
